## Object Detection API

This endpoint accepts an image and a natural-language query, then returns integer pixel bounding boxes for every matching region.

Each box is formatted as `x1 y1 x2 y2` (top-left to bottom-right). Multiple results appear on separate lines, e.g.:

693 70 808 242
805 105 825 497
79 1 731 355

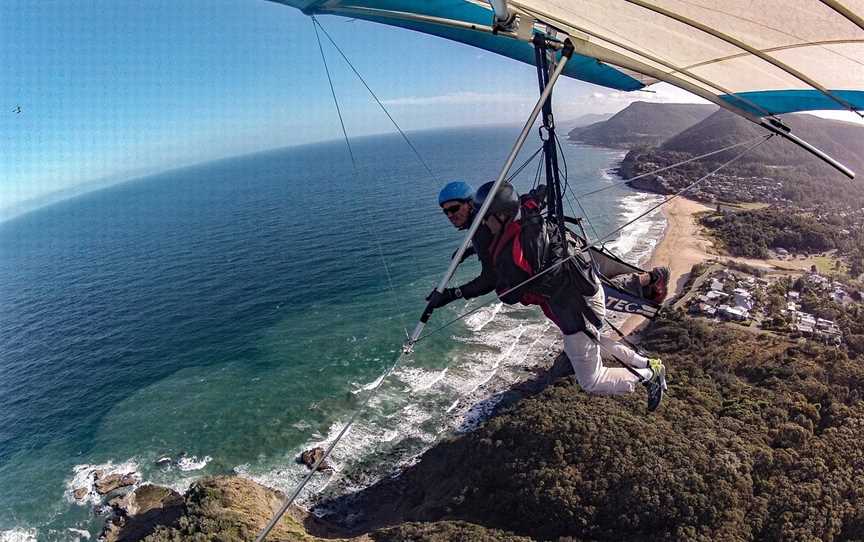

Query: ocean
0 126 665 541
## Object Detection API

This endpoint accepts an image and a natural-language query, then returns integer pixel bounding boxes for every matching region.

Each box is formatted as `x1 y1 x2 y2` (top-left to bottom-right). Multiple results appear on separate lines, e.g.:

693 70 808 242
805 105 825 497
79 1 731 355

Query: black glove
425 287 462 309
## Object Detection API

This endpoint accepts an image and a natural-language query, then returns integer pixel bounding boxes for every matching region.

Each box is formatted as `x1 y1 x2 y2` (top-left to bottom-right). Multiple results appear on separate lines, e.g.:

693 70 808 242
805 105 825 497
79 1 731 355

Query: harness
490 217 560 326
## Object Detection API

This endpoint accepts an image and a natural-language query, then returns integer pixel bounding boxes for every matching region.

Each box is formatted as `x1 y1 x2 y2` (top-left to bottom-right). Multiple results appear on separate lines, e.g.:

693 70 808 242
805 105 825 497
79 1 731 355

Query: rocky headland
90 311 864 540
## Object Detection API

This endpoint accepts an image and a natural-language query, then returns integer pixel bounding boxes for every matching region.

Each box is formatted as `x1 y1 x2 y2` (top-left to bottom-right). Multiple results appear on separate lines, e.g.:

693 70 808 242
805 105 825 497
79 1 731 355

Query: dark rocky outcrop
94 471 139 495
299 447 333 472
102 485 183 542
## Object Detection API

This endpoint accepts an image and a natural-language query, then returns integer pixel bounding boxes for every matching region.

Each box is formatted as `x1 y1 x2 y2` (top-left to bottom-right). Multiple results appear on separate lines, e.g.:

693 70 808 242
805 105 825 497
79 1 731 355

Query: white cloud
381 91 533 106
587 84 708 108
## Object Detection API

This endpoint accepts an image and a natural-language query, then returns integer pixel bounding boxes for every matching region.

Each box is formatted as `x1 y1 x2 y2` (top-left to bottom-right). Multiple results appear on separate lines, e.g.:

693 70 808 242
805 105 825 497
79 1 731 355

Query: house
690 302 717 317
733 288 754 310
705 290 728 302
796 322 814 334
719 304 748 322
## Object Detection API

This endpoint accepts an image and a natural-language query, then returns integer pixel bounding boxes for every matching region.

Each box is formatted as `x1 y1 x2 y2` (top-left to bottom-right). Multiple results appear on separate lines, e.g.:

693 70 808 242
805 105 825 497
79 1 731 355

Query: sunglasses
442 203 464 215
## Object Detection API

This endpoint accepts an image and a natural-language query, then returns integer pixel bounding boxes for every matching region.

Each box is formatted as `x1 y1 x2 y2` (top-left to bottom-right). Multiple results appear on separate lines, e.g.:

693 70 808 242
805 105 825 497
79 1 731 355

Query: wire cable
415 134 774 344
313 17 438 183
575 134 769 200
255 23 419 542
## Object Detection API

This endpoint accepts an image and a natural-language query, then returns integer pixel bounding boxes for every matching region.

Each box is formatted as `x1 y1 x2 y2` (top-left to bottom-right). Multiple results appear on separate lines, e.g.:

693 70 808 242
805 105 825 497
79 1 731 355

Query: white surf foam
394 367 448 393
350 373 385 395
462 302 502 332
176 455 212 472
66 460 140 505
0 529 37 542
606 192 666 265
236 301 559 507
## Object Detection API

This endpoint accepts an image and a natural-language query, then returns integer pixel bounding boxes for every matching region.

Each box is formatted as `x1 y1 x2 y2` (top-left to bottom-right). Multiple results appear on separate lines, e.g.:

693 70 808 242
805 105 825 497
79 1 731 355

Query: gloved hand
426 287 462 309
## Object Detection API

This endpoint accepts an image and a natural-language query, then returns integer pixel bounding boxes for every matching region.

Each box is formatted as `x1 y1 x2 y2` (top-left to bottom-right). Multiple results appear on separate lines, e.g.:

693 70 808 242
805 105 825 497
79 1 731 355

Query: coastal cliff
108 311 864 541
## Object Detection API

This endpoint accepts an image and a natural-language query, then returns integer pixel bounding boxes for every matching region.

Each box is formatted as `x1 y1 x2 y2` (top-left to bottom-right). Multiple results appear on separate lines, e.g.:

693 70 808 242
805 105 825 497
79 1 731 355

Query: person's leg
596 333 649 368
563 332 651 395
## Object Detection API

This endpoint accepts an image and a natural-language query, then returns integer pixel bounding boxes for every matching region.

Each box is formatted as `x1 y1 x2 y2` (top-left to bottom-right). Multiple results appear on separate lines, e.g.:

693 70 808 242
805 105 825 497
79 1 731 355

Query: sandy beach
619 196 714 336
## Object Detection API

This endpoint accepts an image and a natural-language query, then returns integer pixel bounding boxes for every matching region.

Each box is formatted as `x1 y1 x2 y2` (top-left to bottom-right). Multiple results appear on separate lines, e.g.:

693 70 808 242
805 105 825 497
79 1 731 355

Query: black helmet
475 181 519 219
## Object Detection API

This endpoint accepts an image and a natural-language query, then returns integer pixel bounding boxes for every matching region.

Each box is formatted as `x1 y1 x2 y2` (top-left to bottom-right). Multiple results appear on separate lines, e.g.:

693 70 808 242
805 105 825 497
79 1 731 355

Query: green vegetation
139 477 339 542
702 209 837 258
372 522 532 542
317 312 864 541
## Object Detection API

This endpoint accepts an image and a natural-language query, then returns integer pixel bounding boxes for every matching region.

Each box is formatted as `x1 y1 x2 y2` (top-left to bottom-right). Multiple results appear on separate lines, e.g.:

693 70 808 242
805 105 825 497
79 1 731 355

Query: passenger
471 181 667 410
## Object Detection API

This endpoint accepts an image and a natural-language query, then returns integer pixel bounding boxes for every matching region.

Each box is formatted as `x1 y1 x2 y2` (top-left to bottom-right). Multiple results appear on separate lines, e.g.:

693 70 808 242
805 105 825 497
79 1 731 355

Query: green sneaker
643 358 667 412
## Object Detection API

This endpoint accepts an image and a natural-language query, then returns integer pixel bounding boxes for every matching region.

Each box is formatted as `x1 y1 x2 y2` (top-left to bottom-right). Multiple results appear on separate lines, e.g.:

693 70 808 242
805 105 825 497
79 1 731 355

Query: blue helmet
438 181 474 206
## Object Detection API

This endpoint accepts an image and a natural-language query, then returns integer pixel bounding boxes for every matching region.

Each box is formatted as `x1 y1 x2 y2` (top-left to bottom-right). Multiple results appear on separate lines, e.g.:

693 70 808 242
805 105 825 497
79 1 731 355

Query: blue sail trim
269 0 645 91
721 90 864 116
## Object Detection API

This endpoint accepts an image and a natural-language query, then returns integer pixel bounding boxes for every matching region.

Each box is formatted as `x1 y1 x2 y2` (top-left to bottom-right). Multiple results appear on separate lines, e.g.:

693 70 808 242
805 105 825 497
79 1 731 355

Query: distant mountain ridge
660 109 864 174
566 112 614 128
568 101 716 148
616 107 864 206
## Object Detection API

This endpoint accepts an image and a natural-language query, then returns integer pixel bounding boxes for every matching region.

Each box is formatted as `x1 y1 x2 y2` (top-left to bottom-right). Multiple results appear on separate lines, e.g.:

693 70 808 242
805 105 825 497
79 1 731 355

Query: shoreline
619 196 714 336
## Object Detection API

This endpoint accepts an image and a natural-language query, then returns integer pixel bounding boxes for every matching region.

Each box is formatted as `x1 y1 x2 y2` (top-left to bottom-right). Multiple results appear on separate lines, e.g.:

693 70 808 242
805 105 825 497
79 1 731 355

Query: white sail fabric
269 0 864 116
510 0 864 114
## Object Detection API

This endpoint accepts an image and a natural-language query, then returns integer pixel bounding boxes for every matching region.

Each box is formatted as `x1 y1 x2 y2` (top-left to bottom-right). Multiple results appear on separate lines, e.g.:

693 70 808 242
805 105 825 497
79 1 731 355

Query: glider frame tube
563 36 856 180
320 6 527 44
407 38 575 349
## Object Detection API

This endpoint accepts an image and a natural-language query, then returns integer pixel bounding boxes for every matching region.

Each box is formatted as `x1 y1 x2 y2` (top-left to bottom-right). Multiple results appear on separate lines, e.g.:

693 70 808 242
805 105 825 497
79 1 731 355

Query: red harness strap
491 220 560 327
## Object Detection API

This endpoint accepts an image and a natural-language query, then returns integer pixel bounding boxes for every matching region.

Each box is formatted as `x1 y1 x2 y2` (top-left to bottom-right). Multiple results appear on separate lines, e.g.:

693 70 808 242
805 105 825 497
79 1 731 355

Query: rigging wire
574 135 769 200
256 23 421 542
312 20 402 317
555 131 602 243
313 20 355 168
414 133 775 344
312 16 439 183
255 347 408 542
258 125 772 542
508 146 545 183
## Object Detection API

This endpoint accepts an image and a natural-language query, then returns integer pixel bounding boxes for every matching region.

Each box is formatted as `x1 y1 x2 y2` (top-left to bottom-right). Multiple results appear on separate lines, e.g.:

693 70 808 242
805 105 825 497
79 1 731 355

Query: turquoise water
0 126 665 540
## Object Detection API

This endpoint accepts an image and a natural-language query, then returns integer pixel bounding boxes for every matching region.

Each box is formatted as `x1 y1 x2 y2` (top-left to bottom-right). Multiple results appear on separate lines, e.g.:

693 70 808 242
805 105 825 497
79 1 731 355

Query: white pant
563 331 651 395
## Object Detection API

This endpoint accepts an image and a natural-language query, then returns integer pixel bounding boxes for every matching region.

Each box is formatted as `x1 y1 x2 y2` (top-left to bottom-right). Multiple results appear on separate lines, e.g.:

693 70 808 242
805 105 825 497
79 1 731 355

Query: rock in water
299 447 333 472
94 472 138 495
72 487 89 501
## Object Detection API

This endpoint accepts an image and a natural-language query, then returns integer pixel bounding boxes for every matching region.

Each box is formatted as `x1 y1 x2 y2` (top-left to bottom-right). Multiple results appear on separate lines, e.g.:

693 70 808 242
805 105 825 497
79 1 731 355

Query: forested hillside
567 102 715 149
313 312 864 541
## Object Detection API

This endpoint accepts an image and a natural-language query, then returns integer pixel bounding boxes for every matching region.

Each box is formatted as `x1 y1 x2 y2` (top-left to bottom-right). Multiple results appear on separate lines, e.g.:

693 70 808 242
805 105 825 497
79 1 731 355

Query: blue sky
0 0 685 214
2 1 858 217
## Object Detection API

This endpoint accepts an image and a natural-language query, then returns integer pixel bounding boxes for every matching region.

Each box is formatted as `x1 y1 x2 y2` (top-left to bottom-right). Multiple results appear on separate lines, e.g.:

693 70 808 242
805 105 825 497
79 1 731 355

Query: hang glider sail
270 0 864 117
270 0 863 177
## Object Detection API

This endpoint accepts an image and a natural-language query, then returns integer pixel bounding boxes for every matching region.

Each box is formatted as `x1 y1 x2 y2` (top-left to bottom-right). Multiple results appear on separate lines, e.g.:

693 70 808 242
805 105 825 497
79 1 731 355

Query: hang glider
269 0 863 177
